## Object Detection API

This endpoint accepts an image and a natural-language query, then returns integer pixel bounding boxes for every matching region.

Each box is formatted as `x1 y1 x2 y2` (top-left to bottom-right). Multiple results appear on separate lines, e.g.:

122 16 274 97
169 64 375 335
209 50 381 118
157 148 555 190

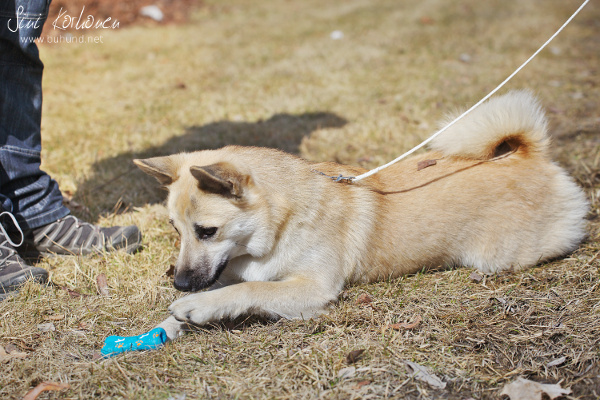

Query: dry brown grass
1 0 599 398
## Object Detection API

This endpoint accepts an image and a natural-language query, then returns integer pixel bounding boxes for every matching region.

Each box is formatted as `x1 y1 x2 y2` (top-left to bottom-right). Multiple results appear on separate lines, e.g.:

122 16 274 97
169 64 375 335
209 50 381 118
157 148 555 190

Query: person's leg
0 0 70 231
0 0 55 298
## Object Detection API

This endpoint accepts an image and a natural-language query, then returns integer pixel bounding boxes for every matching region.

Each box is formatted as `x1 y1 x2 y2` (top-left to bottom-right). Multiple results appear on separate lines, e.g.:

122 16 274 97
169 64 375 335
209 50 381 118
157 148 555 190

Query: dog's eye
194 225 217 240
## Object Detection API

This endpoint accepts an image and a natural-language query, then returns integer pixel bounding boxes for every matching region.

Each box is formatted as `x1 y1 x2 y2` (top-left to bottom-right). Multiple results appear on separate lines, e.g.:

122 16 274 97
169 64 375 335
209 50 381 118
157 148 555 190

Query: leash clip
332 174 355 183
312 169 355 184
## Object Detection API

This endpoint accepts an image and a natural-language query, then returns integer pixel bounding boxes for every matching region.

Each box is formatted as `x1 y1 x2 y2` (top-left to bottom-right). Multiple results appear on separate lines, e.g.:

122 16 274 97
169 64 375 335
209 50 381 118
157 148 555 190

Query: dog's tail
429 90 550 160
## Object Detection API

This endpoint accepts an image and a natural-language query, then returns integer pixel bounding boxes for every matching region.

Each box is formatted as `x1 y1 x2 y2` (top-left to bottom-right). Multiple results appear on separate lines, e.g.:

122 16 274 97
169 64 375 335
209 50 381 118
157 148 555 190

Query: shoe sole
21 226 143 258
109 226 143 254
0 267 48 294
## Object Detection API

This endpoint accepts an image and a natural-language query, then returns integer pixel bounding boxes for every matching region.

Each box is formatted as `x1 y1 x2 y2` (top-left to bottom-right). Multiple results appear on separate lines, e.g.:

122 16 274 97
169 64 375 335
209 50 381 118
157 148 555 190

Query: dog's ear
190 162 248 198
134 156 179 187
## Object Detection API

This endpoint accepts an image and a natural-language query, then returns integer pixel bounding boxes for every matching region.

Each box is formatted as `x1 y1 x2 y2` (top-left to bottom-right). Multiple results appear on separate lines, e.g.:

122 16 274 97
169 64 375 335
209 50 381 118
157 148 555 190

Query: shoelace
0 211 24 248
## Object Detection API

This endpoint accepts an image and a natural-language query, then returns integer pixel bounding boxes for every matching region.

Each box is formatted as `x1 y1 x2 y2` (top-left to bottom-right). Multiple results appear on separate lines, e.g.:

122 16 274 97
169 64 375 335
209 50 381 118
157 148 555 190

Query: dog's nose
173 272 193 292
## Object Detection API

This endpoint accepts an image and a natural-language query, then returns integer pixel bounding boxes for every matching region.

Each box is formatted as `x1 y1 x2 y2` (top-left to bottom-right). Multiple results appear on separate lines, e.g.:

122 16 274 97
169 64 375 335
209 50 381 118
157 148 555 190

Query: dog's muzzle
173 257 229 292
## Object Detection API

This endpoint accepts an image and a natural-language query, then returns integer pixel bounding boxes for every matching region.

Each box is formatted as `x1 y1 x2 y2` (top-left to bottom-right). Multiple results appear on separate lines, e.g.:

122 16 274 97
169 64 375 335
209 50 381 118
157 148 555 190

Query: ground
1 0 599 399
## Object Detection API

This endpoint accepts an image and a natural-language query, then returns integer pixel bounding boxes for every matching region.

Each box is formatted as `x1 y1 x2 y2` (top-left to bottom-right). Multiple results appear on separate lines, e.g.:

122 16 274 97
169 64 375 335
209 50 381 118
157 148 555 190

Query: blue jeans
0 0 69 231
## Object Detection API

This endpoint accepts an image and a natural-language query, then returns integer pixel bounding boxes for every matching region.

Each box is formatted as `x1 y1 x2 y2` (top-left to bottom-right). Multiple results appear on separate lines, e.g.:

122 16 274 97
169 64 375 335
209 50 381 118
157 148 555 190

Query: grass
1 0 600 398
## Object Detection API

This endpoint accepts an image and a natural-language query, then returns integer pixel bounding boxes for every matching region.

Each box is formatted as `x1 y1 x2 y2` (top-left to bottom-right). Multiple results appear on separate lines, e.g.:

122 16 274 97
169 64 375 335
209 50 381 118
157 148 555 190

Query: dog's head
135 152 275 292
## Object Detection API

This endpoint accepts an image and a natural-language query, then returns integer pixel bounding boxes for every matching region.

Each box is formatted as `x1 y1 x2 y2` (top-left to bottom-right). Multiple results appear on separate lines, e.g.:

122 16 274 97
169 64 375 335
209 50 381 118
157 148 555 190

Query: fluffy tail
429 90 550 159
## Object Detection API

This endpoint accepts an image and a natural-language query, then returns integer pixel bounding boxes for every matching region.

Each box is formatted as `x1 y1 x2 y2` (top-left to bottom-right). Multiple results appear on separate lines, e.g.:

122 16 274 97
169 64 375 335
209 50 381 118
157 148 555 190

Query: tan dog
135 91 589 340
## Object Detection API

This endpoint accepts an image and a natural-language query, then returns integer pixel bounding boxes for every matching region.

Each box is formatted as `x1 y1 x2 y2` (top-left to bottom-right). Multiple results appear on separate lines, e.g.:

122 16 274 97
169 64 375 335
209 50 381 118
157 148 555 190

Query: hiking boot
22 215 142 257
0 234 48 295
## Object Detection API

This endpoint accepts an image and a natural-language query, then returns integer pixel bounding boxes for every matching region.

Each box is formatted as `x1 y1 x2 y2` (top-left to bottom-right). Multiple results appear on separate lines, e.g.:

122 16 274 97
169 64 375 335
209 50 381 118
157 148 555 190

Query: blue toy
101 327 168 357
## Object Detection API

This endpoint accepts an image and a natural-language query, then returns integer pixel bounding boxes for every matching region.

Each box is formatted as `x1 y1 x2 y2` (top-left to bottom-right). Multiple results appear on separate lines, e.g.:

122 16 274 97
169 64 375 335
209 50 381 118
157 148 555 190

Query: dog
134 91 589 340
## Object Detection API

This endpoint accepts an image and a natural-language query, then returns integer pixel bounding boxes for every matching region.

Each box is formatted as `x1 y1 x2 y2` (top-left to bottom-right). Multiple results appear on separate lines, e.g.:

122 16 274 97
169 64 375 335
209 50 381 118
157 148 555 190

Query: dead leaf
469 271 483 283
346 349 365 364
354 380 371 389
0 344 29 362
5 343 18 353
66 289 82 298
419 16 435 25
388 315 422 331
165 264 175 277
548 106 564 114
356 293 373 304
546 356 567 368
6 350 28 359
23 381 70 400
44 314 65 321
404 360 446 389
501 377 571 400
356 293 379 310
417 159 437 171
96 273 110 296
337 366 356 380
61 286 89 299
37 322 56 332
166 394 187 400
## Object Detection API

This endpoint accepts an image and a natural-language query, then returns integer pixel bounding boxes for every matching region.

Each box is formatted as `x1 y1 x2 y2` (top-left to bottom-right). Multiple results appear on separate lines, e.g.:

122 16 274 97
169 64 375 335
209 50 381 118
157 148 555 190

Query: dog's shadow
74 112 347 217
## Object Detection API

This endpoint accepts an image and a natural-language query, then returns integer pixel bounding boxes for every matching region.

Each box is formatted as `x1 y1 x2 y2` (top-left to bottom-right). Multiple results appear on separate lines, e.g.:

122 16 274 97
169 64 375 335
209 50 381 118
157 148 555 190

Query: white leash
340 0 589 183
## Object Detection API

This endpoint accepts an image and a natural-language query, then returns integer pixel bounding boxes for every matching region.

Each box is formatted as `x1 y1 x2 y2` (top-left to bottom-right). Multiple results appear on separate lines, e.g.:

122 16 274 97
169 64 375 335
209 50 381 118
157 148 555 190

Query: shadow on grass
74 112 347 217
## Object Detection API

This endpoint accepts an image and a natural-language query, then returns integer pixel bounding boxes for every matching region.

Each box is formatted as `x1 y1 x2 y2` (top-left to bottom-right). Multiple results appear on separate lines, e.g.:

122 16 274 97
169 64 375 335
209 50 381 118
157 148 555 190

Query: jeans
0 0 69 231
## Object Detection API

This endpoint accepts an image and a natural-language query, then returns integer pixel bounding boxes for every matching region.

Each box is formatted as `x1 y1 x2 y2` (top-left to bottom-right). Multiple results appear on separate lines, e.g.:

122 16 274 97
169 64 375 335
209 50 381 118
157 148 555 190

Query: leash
319 0 590 184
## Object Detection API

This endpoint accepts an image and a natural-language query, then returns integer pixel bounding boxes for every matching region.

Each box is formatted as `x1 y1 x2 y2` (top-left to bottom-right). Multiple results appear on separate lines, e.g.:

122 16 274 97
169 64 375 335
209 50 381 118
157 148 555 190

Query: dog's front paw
168 293 218 326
